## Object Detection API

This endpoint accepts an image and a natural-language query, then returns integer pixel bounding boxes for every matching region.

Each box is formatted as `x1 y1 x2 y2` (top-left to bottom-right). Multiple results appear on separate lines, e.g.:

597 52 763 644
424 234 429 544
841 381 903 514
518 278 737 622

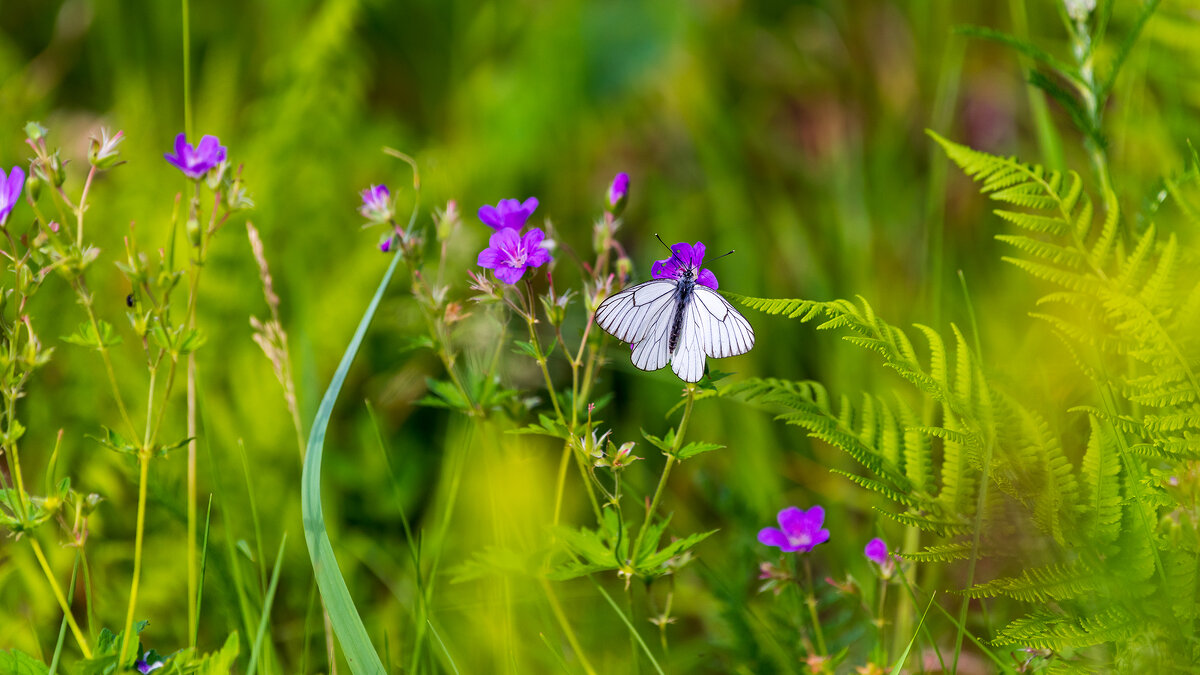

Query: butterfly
595 238 755 382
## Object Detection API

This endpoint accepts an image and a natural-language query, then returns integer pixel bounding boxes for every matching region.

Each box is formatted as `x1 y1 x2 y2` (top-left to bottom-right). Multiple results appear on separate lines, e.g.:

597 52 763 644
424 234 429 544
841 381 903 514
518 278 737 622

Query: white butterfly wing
692 286 755 358
596 280 678 372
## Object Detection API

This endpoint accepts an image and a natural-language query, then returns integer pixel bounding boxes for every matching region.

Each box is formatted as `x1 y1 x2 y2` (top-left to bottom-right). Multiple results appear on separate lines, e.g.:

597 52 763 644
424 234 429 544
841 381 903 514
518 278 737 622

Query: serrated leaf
62 320 123 349
672 441 723 460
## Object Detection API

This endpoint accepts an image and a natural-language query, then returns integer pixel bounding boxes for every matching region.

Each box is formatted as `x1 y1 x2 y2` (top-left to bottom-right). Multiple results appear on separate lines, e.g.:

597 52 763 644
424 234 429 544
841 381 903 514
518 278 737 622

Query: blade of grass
539 632 577 674
889 592 936 675
238 439 268 592
47 552 80 675
193 494 213 648
426 619 461 675
247 533 288 675
301 245 403 675
590 578 665 675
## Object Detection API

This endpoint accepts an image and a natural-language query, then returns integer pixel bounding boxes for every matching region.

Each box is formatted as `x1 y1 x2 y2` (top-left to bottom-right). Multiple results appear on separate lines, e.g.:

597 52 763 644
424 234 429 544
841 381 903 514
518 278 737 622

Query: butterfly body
667 268 696 354
595 241 754 383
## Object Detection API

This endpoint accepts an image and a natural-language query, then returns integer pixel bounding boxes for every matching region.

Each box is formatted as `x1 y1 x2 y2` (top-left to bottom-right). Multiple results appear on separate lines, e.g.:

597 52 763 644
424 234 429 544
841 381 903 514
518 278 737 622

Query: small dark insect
126 293 135 307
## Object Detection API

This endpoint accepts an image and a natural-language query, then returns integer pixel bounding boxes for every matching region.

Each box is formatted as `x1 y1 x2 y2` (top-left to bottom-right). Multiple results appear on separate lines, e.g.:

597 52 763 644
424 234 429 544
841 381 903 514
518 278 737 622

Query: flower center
788 532 812 548
504 244 528 267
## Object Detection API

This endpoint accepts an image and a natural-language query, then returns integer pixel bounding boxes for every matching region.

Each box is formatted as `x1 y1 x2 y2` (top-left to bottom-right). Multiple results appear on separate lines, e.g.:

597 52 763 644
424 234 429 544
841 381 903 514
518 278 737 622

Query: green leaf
640 428 675 452
953 25 1082 87
0 649 48 675
176 328 207 355
672 440 723 460
87 425 138 455
62 320 122 349
301 242 400 674
506 414 569 440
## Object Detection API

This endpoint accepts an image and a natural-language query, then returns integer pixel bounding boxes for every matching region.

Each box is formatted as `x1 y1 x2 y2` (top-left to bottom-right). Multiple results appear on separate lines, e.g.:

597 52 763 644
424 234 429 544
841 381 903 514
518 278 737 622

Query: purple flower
0 166 24 226
379 238 392 253
607 172 629 210
136 659 163 673
651 241 718 290
360 184 393 223
477 227 552 284
757 505 830 553
478 197 538 231
164 133 227 179
865 538 888 565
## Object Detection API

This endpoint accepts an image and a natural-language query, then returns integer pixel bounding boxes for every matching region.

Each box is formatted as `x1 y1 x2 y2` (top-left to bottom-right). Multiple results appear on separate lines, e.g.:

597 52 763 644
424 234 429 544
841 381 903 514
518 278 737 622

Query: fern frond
967 561 1097 603
1114 223 1157 292
1002 257 1102 292
829 469 916 507
876 508 971 537
1080 416 1123 547
1139 233 1179 308
991 608 1136 650
996 234 1087 268
901 540 974 563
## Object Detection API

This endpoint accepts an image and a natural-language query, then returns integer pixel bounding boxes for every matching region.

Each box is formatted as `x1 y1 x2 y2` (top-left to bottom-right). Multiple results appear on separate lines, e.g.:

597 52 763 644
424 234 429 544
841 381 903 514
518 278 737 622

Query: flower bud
606 172 629 216
48 151 66 187
186 216 202 247
88 128 125 170
24 121 48 143
25 171 42 201
616 256 633 283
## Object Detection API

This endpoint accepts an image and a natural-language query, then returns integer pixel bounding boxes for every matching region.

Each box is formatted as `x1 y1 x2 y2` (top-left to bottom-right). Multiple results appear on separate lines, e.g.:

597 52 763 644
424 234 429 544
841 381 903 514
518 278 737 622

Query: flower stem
552 443 572 527
540 579 598 675
802 557 827 657
30 538 92 658
118 452 150 667
77 285 138 441
629 385 695 563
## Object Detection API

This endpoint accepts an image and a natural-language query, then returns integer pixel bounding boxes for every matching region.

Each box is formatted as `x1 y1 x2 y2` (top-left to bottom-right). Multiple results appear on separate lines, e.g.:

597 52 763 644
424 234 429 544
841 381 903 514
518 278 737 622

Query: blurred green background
2 0 1199 671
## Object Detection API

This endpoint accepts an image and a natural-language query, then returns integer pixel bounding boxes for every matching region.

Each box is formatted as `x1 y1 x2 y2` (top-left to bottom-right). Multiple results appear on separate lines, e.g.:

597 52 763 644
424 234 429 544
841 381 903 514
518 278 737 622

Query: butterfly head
651 238 720 290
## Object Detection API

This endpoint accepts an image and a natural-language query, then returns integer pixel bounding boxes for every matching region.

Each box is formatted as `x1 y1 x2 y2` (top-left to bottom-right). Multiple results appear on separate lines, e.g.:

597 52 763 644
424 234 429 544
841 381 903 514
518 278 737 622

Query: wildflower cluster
0 121 253 670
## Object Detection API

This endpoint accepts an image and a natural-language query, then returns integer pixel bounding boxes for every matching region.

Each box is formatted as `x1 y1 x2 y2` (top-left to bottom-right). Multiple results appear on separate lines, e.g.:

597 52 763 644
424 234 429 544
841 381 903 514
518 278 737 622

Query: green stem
629 386 695 563
118 453 150 666
31 538 92 658
77 287 138 440
802 557 827 657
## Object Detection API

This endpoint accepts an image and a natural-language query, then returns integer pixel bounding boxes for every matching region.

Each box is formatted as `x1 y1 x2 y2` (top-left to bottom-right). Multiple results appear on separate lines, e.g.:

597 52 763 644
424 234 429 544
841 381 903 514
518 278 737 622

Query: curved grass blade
302 250 404 675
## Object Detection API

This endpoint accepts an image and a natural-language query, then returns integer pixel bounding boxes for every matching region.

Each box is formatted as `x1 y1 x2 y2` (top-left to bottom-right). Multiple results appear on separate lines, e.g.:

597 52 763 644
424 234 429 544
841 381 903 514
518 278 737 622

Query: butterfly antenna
708 249 736 263
655 233 687 266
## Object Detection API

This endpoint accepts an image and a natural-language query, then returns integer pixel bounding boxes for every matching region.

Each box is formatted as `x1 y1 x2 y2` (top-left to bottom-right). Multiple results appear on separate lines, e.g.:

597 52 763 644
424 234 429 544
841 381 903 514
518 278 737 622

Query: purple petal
521 228 545 248
494 264 526 284
478 205 501 228
174 133 189 158
688 241 706 267
477 247 502 268
526 246 551 268
696 268 719 290
489 227 520 251
757 527 789 549
670 242 694 269
521 196 539 214
802 505 826 532
865 538 888 565
7 166 24 202
651 258 680 280
497 198 520 213
811 528 830 548
777 506 806 537
196 135 218 158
